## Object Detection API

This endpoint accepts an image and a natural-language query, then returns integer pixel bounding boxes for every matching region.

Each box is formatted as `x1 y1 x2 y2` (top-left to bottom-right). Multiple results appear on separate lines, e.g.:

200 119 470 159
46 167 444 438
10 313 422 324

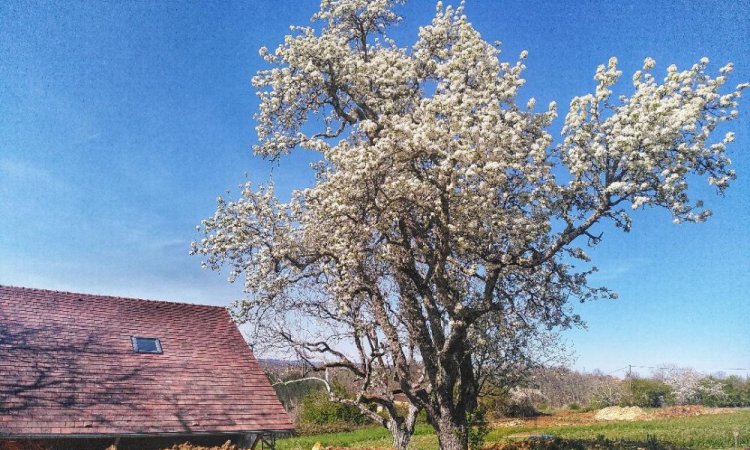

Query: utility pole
628 364 633 398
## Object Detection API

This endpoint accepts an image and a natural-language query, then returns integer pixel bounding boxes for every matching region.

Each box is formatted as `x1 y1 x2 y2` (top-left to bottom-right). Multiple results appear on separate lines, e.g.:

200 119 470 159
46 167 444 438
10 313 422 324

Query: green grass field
276 410 750 450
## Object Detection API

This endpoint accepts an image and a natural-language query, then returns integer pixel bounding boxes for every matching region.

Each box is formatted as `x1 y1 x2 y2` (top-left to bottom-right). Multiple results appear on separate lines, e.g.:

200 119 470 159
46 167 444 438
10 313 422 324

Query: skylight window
131 336 162 354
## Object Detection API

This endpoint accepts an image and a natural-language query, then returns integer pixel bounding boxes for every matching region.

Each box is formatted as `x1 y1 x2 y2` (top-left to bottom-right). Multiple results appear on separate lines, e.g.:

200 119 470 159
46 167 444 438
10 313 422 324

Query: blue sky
1 0 748 375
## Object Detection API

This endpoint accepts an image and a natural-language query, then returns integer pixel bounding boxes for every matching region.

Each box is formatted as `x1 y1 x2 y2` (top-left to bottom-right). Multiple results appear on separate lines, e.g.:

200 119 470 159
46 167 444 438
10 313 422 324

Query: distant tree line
262 360 750 432
514 365 750 412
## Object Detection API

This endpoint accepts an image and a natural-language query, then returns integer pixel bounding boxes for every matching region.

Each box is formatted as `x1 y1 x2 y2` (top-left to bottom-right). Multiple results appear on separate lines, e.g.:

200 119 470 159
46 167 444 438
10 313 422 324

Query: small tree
591 375 626 408
654 365 726 406
193 1 746 448
627 378 674 408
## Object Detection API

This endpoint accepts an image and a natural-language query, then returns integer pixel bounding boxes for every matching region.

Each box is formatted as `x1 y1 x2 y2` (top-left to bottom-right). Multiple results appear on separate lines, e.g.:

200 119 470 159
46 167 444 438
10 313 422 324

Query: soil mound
594 406 645 421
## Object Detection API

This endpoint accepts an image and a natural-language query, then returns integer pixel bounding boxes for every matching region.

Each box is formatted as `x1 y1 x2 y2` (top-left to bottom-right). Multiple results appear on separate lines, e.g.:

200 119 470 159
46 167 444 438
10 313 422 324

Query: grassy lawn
277 410 750 450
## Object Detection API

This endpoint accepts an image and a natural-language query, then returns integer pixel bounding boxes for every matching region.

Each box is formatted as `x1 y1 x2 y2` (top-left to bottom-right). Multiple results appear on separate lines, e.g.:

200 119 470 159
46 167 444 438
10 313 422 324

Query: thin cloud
0 158 70 193
594 257 651 281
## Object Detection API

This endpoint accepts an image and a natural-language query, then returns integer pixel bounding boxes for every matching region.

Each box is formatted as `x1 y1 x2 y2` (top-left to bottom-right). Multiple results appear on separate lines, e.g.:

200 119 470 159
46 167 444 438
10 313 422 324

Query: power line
618 364 750 373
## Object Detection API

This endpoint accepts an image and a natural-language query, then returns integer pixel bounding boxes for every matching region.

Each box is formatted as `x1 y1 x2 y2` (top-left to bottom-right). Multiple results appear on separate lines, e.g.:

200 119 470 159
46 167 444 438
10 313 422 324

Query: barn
0 285 293 450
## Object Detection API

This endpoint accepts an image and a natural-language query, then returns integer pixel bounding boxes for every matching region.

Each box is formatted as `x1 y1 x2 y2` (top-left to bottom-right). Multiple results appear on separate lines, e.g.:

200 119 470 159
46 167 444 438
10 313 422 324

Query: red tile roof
0 285 293 437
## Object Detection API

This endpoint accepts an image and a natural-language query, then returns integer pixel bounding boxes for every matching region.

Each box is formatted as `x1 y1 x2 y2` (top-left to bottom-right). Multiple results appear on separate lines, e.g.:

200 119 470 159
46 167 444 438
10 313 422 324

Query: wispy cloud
593 257 651 281
154 238 189 251
0 158 70 193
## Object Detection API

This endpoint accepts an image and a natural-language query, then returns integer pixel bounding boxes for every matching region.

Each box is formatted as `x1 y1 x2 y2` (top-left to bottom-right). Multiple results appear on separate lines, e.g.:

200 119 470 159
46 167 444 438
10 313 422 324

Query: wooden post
238 433 260 449
238 432 275 449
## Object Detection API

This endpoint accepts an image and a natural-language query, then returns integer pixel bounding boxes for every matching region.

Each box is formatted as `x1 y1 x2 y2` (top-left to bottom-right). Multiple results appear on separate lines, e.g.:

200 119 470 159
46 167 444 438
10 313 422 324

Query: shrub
299 390 369 426
265 366 328 410
481 388 542 418
590 378 626 408
467 407 490 450
624 379 673 407
709 376 750 407
269 376 326 425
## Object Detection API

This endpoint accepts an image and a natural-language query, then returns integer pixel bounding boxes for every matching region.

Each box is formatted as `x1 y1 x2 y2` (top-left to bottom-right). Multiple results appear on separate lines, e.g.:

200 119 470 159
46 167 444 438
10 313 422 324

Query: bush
624 379 673 407
269 375 326 424
467 408 489 450
299 390 369 427
272 376 324 410
709 376 750 407
481 388 542 419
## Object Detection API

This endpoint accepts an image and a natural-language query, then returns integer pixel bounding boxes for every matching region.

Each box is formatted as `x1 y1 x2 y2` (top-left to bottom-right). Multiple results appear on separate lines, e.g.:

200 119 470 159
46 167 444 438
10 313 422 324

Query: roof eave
0 429 295 440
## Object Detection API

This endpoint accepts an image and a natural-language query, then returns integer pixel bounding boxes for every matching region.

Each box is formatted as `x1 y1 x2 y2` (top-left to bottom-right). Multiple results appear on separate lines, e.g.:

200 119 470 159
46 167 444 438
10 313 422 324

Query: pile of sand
594 406 645 421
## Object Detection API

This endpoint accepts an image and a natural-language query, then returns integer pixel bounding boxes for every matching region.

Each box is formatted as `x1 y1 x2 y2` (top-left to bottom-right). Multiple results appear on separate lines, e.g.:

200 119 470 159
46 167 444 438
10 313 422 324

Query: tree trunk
389 423 411 450
435 418 468 450
386 404 419 450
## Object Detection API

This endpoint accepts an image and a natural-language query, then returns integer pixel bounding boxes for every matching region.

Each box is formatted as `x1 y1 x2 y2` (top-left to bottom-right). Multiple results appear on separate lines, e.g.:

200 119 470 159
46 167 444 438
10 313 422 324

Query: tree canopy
193 1 746 449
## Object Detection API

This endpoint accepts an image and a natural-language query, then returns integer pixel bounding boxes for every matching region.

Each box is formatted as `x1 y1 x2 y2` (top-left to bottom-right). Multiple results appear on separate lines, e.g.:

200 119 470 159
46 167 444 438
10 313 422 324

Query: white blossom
192 1 746 449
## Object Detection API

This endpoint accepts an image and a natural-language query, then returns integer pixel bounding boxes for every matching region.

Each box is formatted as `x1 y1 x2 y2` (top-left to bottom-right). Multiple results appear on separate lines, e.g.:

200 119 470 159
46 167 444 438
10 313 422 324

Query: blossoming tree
193 1 746 449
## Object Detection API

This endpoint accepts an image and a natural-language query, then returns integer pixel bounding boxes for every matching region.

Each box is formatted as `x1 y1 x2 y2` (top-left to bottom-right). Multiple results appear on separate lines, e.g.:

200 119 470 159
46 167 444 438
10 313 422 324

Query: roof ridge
0 284 229 310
